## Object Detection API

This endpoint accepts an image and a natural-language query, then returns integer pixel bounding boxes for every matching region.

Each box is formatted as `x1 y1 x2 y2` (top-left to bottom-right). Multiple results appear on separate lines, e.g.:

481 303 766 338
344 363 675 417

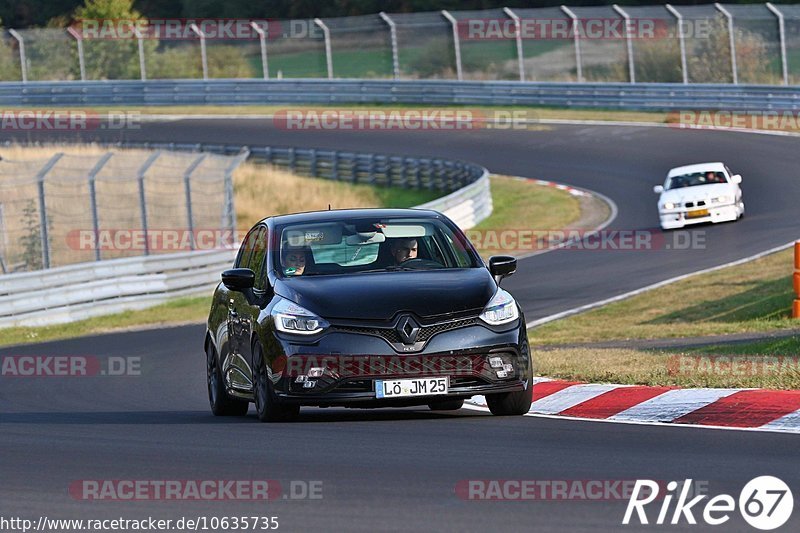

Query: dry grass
536 341 800 390
232 162 440 229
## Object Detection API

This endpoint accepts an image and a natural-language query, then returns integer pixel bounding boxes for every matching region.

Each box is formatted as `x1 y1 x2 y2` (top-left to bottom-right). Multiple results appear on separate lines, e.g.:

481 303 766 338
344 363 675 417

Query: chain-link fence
1 4 797 85
0 148 246 273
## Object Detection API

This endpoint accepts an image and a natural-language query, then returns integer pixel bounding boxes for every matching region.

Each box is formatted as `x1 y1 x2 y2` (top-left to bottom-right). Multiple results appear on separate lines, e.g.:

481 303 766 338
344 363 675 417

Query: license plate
686 209 710 219
376 377 449 398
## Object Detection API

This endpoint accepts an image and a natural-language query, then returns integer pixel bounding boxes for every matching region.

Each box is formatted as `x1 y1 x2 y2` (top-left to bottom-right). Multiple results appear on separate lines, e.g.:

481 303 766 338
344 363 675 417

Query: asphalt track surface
2 121 800 532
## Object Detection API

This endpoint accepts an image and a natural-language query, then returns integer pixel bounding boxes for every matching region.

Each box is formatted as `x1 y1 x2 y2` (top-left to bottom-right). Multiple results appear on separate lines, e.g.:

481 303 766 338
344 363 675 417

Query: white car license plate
376 377 449 398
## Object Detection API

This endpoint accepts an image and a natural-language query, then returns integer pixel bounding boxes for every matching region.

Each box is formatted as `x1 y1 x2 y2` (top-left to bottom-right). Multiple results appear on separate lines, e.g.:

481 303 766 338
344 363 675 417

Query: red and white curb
465 379 800 434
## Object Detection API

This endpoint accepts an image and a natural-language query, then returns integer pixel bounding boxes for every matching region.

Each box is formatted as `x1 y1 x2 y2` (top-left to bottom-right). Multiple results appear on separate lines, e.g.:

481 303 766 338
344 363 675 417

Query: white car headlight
479 288 519 326
662 202 676 210
710 195 732 204
271 298 329 335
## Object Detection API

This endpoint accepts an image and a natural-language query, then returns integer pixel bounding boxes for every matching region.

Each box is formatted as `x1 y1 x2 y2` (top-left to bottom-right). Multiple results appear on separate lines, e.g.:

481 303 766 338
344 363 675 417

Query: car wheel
253 345 300 423
207 343 249 416
486 344 534 416
428 399 464 411
486 386 533 416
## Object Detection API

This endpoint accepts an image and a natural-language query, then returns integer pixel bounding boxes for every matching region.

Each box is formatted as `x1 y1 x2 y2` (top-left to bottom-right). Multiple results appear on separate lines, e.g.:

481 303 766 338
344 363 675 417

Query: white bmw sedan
654 162 744 230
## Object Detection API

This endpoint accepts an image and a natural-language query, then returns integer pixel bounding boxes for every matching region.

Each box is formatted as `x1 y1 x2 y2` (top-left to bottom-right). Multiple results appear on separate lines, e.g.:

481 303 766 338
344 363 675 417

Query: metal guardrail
3 79 800 111
0 140 491 328
0 249 235 327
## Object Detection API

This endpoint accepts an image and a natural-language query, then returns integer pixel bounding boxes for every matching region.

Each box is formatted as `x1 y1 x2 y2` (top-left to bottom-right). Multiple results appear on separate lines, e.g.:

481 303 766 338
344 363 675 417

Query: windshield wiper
358 266 415 273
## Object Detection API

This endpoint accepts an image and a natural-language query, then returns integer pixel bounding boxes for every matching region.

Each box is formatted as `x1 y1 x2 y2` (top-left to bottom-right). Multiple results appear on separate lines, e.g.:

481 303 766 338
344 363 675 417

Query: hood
273 268 496 321
659 183 735 205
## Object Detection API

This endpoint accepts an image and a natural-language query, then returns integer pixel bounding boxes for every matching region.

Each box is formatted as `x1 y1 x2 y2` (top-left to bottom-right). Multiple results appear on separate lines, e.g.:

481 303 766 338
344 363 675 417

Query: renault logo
396 316 420 344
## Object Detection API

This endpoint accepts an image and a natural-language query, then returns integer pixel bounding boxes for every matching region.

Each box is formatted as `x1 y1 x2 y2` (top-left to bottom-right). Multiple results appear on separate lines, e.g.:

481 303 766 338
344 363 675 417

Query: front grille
334 317 478 346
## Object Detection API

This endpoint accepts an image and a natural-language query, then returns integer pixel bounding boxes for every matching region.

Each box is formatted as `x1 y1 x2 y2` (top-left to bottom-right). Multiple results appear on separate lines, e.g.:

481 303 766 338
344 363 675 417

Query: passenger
390 238 418 264
282 247 307 276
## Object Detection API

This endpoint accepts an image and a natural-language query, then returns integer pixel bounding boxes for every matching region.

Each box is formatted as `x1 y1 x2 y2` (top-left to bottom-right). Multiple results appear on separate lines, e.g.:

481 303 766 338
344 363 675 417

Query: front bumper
269 322 531 407
659 203 739 229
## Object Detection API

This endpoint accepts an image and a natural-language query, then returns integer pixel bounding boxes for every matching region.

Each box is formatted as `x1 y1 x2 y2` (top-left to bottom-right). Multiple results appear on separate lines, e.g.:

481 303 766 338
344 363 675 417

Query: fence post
35 153 64 270
314 19 334 79
441 10 463 81
183 154 207 251
666 4 688 84
136 151 161 256
87 153 114 261
133 27 147 80
190 23 208 80
560 6 583 82
379 12 400 79
767 3 789 86
67 27 86 81
715 3 738 85
613 4 635 83
793 241 800 319
223 149 248 246
503 8 525 82
8 29 27 83
332 151 340 181
251 22 269 79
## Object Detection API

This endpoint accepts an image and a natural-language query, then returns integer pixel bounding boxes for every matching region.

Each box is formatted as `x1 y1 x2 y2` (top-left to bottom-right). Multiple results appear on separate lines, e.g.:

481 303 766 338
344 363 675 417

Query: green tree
72 0 149 79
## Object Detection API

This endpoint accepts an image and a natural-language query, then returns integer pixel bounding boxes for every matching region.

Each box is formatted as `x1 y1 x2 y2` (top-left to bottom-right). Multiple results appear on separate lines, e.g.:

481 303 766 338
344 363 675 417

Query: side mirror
653 185 664 194
730 174 742 184
222 268 255 291
489 255 517 284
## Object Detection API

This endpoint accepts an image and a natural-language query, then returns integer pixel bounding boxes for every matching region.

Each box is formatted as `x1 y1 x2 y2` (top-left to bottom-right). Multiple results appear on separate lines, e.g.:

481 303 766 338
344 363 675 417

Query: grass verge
537 335 800 389
532 247 797 345
0 174 582 348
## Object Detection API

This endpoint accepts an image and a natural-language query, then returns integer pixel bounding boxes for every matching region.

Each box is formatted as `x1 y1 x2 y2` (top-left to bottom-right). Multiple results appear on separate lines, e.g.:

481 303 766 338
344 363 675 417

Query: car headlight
662 202 676 210
271 298 329 335
479 288 519 326
710 195 732 204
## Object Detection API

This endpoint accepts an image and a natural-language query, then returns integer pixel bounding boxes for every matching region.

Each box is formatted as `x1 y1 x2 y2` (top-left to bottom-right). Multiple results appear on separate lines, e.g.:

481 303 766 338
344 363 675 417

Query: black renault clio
205 208 532 422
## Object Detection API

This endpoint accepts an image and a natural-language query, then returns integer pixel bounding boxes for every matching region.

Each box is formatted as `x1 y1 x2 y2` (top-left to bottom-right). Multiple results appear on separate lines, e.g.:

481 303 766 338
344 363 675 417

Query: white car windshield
666 171 727 189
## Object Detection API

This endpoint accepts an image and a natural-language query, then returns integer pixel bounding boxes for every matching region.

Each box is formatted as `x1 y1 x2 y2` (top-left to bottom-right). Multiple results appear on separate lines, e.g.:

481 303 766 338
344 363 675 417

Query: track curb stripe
466 381 800 433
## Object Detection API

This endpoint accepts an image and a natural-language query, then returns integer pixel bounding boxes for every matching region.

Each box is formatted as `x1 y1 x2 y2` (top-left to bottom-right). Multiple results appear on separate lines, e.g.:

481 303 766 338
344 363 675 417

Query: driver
705 171 719 183
389 238 418 264
281 246 307 276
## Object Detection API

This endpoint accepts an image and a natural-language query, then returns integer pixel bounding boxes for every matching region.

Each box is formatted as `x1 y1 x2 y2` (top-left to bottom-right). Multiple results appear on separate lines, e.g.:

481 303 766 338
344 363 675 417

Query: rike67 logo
623 477 793 530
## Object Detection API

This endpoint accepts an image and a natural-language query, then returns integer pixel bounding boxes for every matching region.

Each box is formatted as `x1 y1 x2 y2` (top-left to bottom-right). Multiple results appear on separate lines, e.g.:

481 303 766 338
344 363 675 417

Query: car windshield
665 171 727 189
276 217 479 277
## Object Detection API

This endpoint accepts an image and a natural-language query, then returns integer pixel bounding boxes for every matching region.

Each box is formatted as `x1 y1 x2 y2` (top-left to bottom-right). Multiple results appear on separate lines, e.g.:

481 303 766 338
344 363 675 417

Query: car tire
486 344 534 416
207 343 249 417
253 344 300 423
428 399 464 411
486 386 533 416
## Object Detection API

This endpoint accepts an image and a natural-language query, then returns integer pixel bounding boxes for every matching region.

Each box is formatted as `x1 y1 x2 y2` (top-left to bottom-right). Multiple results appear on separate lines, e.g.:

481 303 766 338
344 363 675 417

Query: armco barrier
0 141 490 328
3 79 800 111
0 249 236 328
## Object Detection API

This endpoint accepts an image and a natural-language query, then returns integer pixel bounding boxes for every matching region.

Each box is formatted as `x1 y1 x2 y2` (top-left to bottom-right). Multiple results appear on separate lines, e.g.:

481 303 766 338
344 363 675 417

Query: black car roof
261 208 443 226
